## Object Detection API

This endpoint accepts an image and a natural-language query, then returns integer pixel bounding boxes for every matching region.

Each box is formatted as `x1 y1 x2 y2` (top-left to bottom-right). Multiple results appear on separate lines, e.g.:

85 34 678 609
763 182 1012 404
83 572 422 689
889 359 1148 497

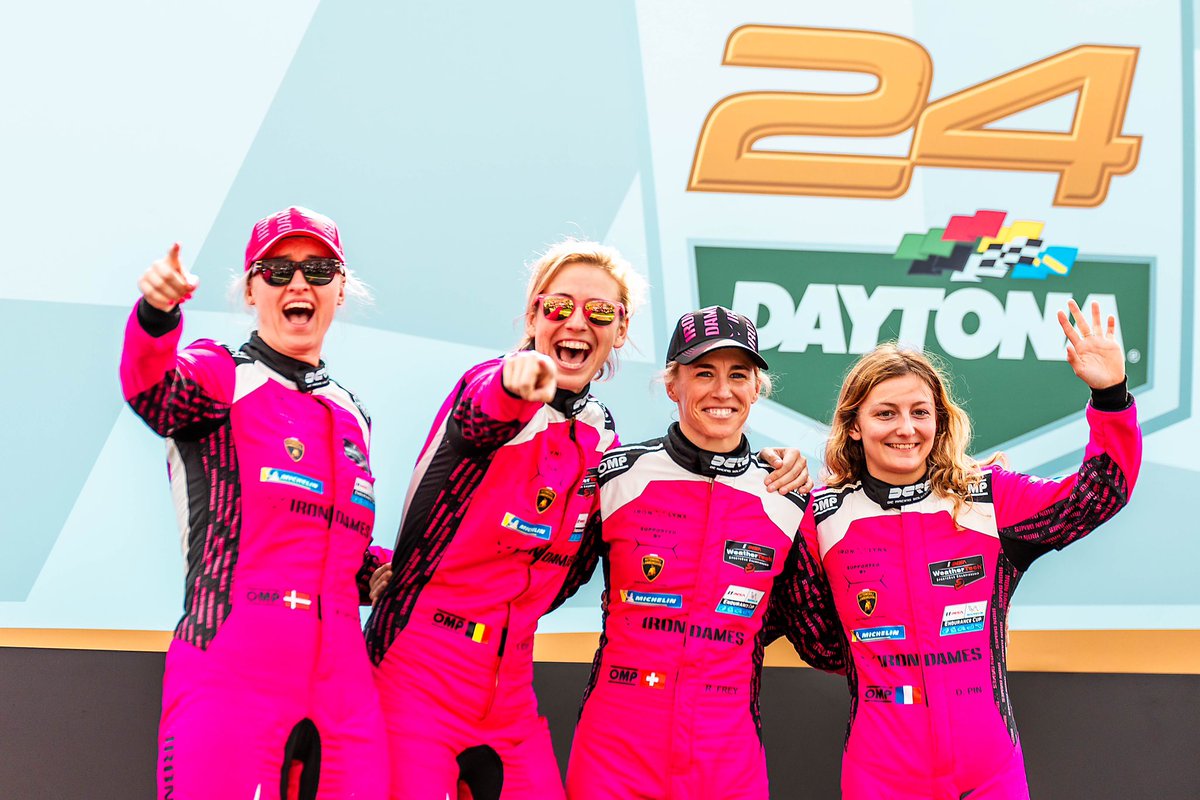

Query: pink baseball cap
244 206 346 271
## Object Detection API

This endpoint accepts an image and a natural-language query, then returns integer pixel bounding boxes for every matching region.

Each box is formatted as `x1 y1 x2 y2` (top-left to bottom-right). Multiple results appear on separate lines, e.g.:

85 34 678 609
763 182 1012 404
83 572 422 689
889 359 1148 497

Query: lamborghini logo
641 555 664 582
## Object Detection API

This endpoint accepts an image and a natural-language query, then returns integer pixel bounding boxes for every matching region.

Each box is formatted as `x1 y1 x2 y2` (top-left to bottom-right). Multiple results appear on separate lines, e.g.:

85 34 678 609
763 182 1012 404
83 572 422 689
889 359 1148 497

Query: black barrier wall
1 649 1196 799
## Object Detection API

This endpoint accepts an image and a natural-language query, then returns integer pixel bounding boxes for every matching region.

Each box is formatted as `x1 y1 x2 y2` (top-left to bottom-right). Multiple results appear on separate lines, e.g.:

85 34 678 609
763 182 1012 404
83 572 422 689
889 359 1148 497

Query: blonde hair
661 359 774 399
517 239 647 381
824 344 982 518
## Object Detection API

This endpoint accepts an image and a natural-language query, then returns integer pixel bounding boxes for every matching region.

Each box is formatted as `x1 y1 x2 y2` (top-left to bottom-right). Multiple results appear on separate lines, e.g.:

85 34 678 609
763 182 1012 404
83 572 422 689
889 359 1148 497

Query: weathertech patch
928 555 986 589
723 541 775 572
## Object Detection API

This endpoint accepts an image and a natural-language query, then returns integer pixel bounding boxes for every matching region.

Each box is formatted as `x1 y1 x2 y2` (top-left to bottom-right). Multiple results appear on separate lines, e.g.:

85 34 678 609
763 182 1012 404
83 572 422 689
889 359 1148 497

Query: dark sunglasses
536 294 625 327
249 258 345 287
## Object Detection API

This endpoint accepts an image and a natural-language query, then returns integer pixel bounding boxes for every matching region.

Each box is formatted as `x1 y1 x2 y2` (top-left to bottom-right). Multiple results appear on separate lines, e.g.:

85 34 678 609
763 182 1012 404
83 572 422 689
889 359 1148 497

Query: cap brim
674 339 769 370
245 231 344 270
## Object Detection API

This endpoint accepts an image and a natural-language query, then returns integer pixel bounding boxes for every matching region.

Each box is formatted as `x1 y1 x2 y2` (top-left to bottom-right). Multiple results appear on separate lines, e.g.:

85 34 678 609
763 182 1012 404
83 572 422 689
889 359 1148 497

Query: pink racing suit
562 424 844 800
800 388 1141 800
364 357 617 800
121 300 389 800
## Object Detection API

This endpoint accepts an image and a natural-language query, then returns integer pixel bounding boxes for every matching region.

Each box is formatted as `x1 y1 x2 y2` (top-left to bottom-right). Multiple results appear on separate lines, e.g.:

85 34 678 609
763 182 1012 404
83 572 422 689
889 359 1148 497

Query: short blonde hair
517 239 647 381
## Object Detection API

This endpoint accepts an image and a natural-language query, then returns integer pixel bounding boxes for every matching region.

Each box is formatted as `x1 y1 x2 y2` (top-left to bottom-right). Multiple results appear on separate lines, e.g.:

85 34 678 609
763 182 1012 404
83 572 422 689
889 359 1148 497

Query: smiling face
525 262 628 393
666 348 760 452
246 235 344 365
849 373 937 485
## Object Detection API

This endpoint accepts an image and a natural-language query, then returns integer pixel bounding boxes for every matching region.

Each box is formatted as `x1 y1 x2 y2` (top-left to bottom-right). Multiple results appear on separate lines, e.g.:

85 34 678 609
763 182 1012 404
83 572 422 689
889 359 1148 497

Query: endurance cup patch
715 585 764 618
940 601 987 636
351 477 375 510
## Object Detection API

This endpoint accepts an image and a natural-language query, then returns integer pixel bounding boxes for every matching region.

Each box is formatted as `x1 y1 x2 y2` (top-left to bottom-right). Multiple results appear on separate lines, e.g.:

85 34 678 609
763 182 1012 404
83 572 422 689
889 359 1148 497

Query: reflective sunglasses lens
265 263 296 286
540 295 575 321
300 262 339 286
583 300 617 326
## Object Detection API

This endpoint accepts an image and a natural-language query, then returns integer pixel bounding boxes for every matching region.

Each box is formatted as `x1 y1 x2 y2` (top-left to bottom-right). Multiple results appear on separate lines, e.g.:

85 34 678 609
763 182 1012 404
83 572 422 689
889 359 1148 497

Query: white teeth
704 408 734 418
558 341 589 350
284 302 314 311
888 443 918 450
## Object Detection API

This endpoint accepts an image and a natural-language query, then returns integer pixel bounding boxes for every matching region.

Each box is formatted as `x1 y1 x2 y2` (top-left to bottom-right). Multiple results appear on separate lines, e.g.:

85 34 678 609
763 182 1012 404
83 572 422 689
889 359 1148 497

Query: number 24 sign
688 26 1141 207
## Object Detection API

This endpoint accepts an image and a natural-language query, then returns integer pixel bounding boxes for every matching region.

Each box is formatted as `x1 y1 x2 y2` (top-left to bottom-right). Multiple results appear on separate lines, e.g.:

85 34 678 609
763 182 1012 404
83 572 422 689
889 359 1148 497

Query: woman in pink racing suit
121 207 389 800
563 306 844 800
797 300 1141 800
363 248 809 800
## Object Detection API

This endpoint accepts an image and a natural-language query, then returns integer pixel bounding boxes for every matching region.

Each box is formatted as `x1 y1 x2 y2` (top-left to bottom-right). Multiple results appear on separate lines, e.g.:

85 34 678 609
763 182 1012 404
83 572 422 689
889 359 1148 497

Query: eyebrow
689 360 754 370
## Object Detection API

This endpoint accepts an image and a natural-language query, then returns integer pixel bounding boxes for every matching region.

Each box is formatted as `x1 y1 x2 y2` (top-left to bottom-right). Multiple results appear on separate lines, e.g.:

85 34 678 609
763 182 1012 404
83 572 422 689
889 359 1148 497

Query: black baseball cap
665 306 768 369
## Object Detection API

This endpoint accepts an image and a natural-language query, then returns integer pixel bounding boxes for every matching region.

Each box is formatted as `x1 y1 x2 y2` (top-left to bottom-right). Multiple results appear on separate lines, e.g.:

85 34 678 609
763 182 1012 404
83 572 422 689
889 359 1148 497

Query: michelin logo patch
852 625 906 643
501 512 552 540
620 590 684 609
715 585 764 618
260 468 324 495
940 601 987 636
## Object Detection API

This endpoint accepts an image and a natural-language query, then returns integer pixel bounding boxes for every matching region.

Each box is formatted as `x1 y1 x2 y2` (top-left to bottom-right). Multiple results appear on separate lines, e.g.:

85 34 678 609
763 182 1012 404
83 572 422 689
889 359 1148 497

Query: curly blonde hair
517 239 647 381
824 344 984 518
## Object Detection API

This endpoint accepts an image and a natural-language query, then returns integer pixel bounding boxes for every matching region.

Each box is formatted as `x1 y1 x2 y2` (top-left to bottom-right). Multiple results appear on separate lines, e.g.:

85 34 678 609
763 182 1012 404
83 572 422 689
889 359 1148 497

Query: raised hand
1056 299 1126 390
502 351 558 404
138 242 200 312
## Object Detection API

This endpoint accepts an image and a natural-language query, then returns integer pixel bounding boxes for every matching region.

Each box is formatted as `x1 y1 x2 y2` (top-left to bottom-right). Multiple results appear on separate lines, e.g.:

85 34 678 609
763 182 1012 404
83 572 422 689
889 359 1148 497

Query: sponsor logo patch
351 476 375 510
598 453 627 476
708 452 750 473
620 589 684 609
501 512 552 540
569 512 588 543
723 540 775 572
715 585 764 618
433 609 489 644
284 437 304 462
641 554 665 582
577 470 599 497
857 589 878 617
852 625 906 643
536 487 556 513
865 685 924 705
940 601 987 636
260 467 324 495
606 665 667 689
928 555 986 589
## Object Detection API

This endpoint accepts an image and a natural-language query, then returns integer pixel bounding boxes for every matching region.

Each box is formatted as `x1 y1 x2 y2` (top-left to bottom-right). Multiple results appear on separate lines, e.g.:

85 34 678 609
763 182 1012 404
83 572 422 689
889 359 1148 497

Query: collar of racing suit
549 383 591 418
860 471 932 509
242 332 331 393
664 422 752 478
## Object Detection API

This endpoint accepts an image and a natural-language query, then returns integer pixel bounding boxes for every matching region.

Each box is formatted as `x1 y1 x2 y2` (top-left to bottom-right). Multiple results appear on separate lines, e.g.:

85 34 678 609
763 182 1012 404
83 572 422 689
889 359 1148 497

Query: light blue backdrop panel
0 1 1196 633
